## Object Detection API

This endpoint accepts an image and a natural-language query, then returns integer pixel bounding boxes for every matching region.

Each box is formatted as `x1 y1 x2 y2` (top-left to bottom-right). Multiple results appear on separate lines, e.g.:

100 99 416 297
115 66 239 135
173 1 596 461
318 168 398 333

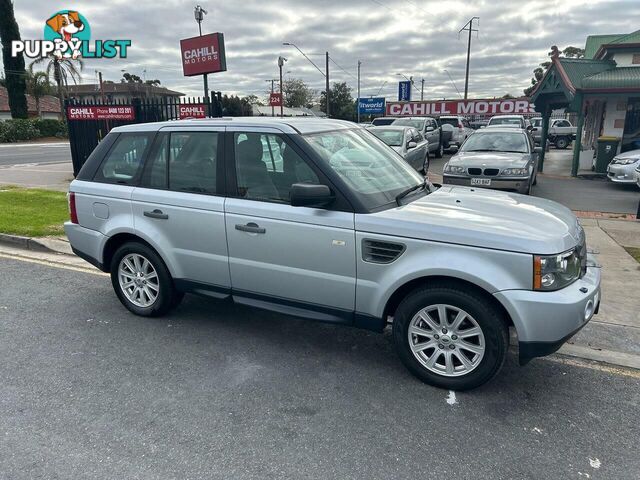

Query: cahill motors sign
180 33 227 76
386 99 535 117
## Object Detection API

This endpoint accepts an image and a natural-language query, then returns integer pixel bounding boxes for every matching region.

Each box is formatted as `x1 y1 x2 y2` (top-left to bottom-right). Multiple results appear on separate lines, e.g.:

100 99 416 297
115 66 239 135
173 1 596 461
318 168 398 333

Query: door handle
143 209 169 220
235 222 266 234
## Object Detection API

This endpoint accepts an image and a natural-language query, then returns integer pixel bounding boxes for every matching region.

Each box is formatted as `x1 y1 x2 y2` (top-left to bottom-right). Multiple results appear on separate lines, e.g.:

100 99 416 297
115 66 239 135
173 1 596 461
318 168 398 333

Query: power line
329 56 357 81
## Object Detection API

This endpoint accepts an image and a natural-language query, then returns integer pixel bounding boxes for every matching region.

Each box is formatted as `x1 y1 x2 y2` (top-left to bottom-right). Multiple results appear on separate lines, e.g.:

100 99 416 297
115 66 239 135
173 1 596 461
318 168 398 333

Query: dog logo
44 10 91 59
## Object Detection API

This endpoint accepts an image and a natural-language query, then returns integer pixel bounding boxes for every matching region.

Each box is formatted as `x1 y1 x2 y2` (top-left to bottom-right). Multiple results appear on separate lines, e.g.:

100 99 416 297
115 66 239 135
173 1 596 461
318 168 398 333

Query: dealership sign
386 99 535 116
358 97 386 115
398 81 412 101
178 104 206 119
66 105 135 120
269 93 283 107
180 32 227 76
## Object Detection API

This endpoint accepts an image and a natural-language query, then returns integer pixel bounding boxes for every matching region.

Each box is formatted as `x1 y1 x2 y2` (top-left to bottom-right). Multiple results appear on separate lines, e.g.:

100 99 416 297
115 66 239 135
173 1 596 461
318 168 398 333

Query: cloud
5 0 640 102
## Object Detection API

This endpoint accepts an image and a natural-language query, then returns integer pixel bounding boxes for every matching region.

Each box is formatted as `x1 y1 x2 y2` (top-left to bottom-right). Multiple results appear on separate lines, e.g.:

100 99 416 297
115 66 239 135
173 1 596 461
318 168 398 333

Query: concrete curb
0 233 72 256
558 344 640 371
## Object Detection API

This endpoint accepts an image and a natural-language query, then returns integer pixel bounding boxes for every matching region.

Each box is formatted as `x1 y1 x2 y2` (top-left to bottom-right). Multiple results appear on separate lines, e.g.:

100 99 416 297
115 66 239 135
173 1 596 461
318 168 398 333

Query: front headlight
612 157 640 165
500 167 529 176
444 163 465 174
533 249 581 291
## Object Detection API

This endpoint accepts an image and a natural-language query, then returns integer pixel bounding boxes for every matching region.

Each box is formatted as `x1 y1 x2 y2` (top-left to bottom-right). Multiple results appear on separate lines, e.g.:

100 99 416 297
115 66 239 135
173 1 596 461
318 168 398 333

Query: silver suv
65 118 601 390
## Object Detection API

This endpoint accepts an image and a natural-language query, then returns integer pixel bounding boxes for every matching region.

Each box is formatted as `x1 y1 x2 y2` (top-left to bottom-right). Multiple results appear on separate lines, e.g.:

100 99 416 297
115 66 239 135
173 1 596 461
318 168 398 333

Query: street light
283 42 330 117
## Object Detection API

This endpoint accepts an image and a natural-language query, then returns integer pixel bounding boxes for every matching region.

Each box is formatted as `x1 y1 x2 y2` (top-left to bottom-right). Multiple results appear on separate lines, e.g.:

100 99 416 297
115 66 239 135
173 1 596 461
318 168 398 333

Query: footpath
0 218 639 370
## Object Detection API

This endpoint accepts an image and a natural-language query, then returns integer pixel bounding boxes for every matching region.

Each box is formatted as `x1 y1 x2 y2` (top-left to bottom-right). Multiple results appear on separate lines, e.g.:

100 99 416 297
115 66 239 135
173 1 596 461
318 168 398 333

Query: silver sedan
368 125 430 174
442 128 541 195
607 149 640 184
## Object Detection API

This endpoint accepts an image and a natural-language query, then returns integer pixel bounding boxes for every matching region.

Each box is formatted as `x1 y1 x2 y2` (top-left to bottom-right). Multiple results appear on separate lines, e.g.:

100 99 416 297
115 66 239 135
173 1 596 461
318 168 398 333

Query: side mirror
426 126 434 132
407 141 417 149
290 183 334 208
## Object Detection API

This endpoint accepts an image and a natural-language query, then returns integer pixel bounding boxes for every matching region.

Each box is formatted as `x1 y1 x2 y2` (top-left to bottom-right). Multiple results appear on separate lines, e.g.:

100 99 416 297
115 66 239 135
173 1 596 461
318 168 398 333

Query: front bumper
607 163 638 183
443 174 530 194
493 254 601 365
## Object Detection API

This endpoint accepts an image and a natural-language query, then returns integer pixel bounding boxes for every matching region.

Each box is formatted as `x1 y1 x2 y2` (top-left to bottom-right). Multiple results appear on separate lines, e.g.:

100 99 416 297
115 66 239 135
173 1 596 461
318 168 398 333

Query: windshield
371 117 396 126
531 118 542 127
488 117 523 126
461 132 529 153
303 128 423 209
393 119 424 130
369 129 404 147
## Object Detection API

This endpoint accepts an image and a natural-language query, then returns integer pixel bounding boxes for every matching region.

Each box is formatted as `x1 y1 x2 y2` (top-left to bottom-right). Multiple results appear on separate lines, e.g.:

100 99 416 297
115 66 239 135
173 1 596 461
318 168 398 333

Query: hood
615 149 640 159
450 151 529 167
357 186 580 255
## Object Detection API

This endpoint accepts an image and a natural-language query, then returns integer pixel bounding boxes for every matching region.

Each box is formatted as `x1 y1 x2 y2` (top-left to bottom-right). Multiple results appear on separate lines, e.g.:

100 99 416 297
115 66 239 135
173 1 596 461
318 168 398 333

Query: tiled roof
66 83 183 97
0 86 61 114
585 34 625 59
557 58 615 88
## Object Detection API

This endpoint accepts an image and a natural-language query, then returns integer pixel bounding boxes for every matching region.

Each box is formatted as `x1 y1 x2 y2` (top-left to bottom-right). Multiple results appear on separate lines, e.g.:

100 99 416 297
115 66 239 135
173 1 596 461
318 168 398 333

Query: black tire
532 174 537 186
555 136 569 149
110 241 182 317
392 284 508 390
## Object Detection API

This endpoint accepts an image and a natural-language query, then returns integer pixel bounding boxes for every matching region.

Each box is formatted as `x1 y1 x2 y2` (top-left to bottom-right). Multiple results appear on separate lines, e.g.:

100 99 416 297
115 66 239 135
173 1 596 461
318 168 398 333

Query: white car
439 116 474 151
486 115 528 129
634 161 640 189
606 149 640 184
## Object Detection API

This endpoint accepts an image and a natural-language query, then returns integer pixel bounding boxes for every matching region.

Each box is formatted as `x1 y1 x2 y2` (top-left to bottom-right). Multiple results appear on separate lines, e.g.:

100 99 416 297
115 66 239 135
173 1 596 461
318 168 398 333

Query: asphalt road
0 142 71 167
1 256 638 479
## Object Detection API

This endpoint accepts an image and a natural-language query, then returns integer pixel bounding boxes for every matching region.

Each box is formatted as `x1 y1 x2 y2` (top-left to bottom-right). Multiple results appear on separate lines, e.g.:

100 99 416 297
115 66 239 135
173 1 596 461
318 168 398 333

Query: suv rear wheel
392 284 508 390
110 242 182 317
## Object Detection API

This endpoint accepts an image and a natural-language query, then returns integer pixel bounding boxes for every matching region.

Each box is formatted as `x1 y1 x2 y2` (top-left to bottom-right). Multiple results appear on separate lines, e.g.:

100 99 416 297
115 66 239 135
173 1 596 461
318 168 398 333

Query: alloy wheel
408 304 485 377
118 253 159 308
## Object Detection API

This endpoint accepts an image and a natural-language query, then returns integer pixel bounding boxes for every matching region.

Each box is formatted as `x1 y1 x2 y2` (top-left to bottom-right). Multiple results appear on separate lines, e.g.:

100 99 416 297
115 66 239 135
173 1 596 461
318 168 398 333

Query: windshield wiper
395 179 426 206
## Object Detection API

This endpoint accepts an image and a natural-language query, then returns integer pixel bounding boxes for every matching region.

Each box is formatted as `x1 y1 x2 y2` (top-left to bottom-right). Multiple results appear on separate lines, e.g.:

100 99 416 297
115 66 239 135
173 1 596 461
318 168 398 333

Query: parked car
606 149 640 184
442 127 540 194
469 119 489 130
370 117 397 126
392 117 444 158
439 116 474 151
530 117 577 149
635 162 640 189
368 125 430 173
486 115 528 129
65 118 600 391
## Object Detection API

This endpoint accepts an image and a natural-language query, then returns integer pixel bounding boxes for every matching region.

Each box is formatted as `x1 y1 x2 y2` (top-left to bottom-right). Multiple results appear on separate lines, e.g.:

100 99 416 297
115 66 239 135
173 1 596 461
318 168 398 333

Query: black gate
65 93 223 175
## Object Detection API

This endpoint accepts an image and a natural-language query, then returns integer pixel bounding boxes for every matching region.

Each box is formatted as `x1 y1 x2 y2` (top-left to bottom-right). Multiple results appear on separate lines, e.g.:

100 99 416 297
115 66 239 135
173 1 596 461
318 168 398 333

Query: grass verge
623 246 640 264
0 185 67 237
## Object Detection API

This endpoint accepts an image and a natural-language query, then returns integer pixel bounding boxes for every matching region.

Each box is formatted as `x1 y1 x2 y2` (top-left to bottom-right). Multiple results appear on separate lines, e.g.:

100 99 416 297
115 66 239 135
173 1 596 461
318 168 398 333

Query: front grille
362 240 405 264
468 167 482 175
483 168 499 176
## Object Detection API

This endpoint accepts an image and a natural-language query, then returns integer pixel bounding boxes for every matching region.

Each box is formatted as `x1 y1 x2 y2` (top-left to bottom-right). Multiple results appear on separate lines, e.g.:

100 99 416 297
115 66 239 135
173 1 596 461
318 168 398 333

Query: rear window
488 117 523 127
393 118 425 130
371 118 396 126
440 118 460 128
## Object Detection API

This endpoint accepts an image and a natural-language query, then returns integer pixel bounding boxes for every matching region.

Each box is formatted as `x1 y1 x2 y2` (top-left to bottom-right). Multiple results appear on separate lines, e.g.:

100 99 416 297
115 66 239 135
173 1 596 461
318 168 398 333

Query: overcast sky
6 0 640 102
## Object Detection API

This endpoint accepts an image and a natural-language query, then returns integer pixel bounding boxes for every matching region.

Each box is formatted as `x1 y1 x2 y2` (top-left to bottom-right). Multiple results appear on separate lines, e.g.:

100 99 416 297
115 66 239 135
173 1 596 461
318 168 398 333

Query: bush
0 119 40 143
0 118 67 143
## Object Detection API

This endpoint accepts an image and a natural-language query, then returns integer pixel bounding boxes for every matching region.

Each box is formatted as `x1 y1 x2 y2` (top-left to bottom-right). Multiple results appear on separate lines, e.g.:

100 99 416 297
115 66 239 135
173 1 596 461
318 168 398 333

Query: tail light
68 192 78 224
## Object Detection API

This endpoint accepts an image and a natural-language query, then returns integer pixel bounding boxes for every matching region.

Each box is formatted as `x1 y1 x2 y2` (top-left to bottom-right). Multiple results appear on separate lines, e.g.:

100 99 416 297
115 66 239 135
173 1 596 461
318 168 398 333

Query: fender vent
362 239 405 264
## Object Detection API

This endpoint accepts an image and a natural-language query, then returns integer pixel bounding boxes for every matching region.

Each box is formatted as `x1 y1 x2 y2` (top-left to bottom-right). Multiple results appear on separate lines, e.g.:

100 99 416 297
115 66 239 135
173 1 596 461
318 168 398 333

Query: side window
234 132 319 203
141 134 168 189
94 133 150 184
168 132 218 194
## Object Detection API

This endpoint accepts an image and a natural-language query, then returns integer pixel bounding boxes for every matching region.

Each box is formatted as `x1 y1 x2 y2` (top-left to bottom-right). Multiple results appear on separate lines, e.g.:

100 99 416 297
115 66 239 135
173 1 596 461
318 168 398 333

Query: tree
29 55 83 118
144 79 161 86
121 72 143 83
524 46 585 96
320 82 356 121
221 95 252 116
0 0 28 118
26 71 52 118
283 78 315 108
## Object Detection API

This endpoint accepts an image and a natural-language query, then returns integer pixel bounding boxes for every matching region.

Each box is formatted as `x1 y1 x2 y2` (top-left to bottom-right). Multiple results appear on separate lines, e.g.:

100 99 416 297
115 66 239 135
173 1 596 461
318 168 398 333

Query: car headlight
500 167 529 176
612 157 640 165
533 249 582 291
444 163 465 174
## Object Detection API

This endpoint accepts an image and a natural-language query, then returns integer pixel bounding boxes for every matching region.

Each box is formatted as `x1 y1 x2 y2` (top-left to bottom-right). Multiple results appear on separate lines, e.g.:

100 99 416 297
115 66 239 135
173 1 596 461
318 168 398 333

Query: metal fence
65 93 223 175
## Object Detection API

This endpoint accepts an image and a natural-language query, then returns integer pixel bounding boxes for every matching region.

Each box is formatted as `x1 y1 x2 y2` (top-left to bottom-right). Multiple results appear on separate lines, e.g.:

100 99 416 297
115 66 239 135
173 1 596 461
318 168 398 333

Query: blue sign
398 80 412 101
358 97 386 115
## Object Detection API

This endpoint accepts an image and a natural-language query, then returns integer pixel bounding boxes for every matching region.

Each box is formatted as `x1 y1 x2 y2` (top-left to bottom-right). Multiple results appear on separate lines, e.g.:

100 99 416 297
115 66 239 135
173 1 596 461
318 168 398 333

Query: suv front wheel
110 242 183 317
392 284 508 390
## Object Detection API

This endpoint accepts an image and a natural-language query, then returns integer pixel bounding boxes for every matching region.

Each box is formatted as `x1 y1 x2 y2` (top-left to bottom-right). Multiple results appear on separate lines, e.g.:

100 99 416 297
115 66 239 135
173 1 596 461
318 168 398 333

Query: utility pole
420 78 424 101
278 56 287 117
97 71 105 103
357 60 361 123
325 52 330 118
459 16 479 100
194 5 209 100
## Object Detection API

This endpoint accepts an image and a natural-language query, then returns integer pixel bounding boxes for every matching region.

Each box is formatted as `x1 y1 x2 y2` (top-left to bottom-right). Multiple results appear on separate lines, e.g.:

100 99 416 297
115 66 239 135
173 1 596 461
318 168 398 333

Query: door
130 128 230 291
425 118 439 152
224 128 356 316
404 130 426 171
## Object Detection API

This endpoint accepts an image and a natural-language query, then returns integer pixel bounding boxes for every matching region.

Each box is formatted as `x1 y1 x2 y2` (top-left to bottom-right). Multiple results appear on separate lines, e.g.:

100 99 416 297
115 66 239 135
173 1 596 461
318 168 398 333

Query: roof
368 125 412 131
581 67 640 89
251 105 325 117
557 58 615 90
0 86 61 114
66 83 183 97
111 117 357 135
585 29 640 59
